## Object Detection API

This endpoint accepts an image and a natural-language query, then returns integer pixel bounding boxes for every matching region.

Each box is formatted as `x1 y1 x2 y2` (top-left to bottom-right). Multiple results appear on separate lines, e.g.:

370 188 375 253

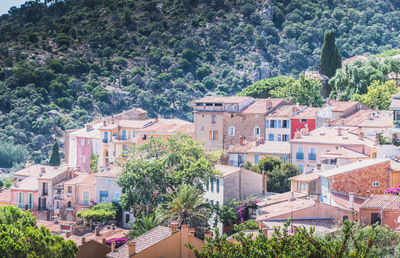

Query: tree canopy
118 134 219 214
76 202 116 223
48 138 61 166
352 80 397 110
0 205 78 257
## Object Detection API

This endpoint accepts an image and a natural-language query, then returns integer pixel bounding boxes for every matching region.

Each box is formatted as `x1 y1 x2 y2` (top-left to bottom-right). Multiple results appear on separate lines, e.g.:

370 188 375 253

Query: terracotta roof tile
137 119 194 134
228 140 256 153
99 120 154 130
320 147 369 159
215 164 240 177
62 226 130 246
248 142 290 155
108 226 172 257
326 100 360 112
241 99 285 114
10 177 38 191
194 96 253 104
0 190 11 205
331 110 391 127
95 166 123 178
360 195 400 210
330 192 365 212
289 173 320 182
320 159 390 178
266 105 307 118
257 191 309 207
292 107 322 119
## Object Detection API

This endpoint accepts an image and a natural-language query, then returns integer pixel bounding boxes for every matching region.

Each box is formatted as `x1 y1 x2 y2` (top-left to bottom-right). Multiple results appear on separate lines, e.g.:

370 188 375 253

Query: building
248 141 291 164
108 224 204 258
265 104 306 142
319 146 370 171
227 138 254 167
290 126 376 172
319 159 391 205
204 165 265 206
289 172 321 199
194 96 285 151
94 166 133 228
99 119 154 167
136 119 194 145
359 194 400 229
290 107 321 139
390 91 400 142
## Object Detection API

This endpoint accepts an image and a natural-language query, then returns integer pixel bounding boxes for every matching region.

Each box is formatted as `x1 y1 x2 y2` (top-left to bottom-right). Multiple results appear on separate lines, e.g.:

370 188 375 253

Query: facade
247 141 291 164
289 172 321 199
290 126 376 172
290 107 321 139
359 195 400 229
390 92 400 141
194 96 285 151
136 119 194 145
204 165 265 206
265 104 306 142
227 138 254 167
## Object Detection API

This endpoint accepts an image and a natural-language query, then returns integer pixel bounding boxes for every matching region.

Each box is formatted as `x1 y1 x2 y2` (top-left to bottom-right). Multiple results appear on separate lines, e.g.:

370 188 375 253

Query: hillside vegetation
1 0 400 166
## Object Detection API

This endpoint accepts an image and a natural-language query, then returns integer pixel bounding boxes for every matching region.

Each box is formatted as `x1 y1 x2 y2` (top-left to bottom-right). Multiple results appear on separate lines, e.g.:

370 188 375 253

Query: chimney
102 239 106 245
337 127 342 136
111 116 115 124
13 177 18 187
366 190 371 198
170 221 178 232
127 241 136 256
189 228 195 236
349 192 354 210
239 136 244 145
40 167 46 175
317 163 321 170
81 237 86 245
296 102 299 108
255 139 260 146
111 240 116 252
65 231 71 238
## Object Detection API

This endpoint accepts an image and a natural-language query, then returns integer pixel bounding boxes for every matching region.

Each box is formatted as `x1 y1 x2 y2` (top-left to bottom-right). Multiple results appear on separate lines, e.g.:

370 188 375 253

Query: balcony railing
308 153 316 161
296 152 304 160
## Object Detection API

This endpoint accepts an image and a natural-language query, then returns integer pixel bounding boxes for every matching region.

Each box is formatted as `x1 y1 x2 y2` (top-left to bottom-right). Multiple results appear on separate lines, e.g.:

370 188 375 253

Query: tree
0 205 78 257
76 203 116 223
270 74 324 107
189 220 400 257
127 213 162 238
320 30 342 96
352 80 397 110
254 35 266 51
157 184 211 238
237 76 295 98
89 152 99 173
232 219 258 233
247 156 299 193
118 134 218 214
48 138 61 166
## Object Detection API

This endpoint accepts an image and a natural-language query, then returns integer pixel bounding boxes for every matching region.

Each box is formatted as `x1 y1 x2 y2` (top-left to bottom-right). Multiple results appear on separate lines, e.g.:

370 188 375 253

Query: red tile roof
327 100 360 113
0 190 11 205
292 107 322 119
228 140 255 153
330 192 365 212
266 105 306 118
194 96 253 104
137 119 194 134
241 99 285 114
360 195 400 210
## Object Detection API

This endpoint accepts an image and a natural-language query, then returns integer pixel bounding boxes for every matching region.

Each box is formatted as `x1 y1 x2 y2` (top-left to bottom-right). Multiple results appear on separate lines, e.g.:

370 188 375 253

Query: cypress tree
48 139 61 166
320 30 342 96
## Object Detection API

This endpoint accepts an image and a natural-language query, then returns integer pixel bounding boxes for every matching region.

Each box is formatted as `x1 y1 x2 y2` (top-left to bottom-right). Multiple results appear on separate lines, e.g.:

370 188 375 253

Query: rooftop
289 172 320 182
137 119 194 134
292 107 322 119
13 165 56 177
108 226 172 258
360 194 400 210
0 190 11 205
194 96 253 104
266 105 306 118
290 126 375 146
262 220 336 237
320 147 369 160
95 166 123 178
215 164 240 177
248 142 290 155
390 92 400 110
326 100 360 113
39 166 68 180
64 173 94 185
228 140 256 153
330 110 391 127
330 192 366 212
99 119 154 130
63 226 130 246
320 159 389 178
70 122 103 138
11 176 38 191
257 198 317 220
241 98 285 114
257 191 309 207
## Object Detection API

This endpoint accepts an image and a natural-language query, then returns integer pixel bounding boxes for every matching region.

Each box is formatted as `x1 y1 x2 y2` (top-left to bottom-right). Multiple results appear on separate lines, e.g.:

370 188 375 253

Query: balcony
308 153 316 161
296 152 304 160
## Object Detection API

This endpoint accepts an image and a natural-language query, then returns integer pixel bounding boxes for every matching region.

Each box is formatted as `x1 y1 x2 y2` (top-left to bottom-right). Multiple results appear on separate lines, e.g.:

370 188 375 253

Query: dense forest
1 0 400 166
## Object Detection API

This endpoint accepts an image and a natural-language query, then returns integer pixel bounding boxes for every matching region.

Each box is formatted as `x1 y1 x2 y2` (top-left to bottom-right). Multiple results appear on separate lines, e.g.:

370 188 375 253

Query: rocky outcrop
254 62 271 82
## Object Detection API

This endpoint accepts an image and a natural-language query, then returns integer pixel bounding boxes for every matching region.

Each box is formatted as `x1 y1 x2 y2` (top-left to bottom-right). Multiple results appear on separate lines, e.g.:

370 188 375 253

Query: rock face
261 4 274 21
254 62 271 82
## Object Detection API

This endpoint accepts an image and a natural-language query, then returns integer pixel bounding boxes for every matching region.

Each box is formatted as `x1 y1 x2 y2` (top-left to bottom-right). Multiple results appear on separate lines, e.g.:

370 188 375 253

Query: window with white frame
228 126 235 136
107 179 113 185
81 139 85 146
254 127 261 139
82 191 90 206
372 181 380 188
211 130 217 141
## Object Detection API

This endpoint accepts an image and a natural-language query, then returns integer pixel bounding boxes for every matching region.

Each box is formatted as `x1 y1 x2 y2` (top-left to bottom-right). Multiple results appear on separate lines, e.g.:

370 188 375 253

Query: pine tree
320 30 342 96
89 152 98 173
48 138 61 166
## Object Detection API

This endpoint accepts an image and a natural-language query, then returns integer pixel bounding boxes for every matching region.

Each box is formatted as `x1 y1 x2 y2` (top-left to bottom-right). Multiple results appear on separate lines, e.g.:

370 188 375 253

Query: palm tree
157 184 211 237
128 213 162 238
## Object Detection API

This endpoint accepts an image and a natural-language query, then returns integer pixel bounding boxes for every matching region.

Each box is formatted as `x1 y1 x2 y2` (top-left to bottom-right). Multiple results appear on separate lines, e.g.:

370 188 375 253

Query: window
254 127 261 139
268 133 274 141
282 134 290 142
68 186 72 193
283 156 288 162
297 182 301 191
56 201 59 209
26 193 33 210
296 147 304 160
309 147 316 161
265 119 269 128
81 139 86 146
210 180 214 192
123 145 128 152
254 154 259 164
115 192 120 201
100 191 109 203
107 179 113 185
216 178 220 193
278 134 282 142
125 214 130 224
17 192 24 209
211 200 214 205
278 120 282 128
232 104 238 112
132 130 136 137
42 182 48 196
282 120 289 128
228 126 235 136
211 114 216 124
210 130 218 141
298 164 304 172
270 120 276 128
301 119 307 123
67 201 72 209
82 155 86 164
104 132 108 143
226 104 231 111
82 191 90 206
122 130 127 140
302 183 306 190
372 181 380 188
200 126 204 131
206 181 209 191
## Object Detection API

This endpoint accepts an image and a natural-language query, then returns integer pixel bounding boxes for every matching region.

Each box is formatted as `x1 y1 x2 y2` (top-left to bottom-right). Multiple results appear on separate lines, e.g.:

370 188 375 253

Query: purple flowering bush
106 237 131 248
385 185 400 195
237 200 258 223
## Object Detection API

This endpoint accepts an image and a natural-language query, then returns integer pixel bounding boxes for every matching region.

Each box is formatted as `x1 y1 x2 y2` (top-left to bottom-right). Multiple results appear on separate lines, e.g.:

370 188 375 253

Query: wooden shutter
215 130 218 140
209 130 212 140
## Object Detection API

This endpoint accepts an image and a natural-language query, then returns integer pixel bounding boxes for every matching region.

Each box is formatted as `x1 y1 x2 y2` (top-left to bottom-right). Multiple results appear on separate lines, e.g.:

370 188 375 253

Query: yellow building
289 173 320 197
247 142 291 164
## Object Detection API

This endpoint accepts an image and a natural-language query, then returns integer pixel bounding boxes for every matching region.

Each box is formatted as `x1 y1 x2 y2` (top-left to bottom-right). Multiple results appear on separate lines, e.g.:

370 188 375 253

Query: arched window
226 104 231 112
232 104 238 112
122 130 127 140
254 127 261 139
228 126 235 136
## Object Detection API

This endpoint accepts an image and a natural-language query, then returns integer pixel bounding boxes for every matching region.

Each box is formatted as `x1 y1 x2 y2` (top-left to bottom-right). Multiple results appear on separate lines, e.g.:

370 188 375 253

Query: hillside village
2 82 400 256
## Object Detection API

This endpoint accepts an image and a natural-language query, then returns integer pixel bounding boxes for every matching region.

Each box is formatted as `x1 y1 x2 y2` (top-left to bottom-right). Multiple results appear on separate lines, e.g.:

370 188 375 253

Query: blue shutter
278 134 282 142
216 179 220 193
254 154 259 164
278 120 282 128
265 119 269 128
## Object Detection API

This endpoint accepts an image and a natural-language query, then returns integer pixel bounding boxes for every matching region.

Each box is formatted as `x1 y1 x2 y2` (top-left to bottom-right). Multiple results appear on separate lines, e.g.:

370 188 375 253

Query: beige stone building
194 96 285 151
